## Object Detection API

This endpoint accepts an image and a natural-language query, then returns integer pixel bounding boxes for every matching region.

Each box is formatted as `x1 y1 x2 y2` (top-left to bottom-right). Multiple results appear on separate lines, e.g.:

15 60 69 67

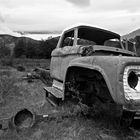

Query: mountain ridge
122 28 140 40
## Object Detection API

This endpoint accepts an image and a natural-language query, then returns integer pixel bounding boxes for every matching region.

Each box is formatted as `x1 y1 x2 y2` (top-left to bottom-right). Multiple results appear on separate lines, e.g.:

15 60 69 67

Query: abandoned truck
44 24 140 126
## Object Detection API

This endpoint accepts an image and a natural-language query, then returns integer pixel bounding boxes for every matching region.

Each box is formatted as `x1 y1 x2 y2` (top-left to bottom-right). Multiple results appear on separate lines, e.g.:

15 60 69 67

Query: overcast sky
0 0 140 35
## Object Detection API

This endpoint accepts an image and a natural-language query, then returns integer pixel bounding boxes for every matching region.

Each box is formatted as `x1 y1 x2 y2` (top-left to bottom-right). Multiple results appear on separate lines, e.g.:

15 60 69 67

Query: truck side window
63 37 74 46
61 30 74 48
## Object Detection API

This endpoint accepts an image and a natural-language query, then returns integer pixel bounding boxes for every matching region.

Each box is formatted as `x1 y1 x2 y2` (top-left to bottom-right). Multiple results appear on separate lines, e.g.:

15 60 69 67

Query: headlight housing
123 66 140 100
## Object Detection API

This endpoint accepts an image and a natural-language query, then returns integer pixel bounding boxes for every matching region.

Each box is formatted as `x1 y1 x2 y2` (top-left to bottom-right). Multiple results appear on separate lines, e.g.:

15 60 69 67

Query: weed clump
16 65 26 72
0 73 22 104
0 57 14 67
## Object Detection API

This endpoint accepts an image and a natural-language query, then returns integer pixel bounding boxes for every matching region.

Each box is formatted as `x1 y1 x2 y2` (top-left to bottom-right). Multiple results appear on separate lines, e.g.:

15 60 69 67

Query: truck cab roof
63 25 120 45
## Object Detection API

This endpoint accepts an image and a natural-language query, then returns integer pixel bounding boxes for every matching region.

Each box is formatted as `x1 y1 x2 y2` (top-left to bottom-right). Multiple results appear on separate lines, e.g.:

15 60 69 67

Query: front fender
64 56 125 104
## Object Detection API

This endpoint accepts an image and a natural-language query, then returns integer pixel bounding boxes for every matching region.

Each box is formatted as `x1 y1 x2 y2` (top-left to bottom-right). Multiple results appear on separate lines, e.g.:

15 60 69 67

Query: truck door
50 28 80 82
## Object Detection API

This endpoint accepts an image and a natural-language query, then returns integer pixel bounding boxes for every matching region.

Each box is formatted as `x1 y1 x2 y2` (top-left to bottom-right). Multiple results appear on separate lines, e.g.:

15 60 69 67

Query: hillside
122 28 140 40
0 34 59 59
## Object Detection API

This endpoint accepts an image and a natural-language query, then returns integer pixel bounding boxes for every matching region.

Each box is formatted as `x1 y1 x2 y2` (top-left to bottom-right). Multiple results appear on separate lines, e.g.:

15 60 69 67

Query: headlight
128 71 138 89
123 66 140 100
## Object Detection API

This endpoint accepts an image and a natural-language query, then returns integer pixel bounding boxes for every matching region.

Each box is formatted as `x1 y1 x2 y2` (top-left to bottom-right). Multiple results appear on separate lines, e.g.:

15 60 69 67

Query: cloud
66 0 90 7
121 0 140 12
0 0 39 8
0 12 5 22
0 0 140 35
0 12 20 36
87 0 140 13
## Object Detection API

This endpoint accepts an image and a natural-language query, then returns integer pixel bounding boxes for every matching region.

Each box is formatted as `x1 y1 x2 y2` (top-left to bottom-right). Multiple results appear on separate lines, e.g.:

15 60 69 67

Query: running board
44 86 64 106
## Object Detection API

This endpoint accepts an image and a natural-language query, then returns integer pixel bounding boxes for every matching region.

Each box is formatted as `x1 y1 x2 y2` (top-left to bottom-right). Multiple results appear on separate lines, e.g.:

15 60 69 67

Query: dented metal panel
50 24 140 113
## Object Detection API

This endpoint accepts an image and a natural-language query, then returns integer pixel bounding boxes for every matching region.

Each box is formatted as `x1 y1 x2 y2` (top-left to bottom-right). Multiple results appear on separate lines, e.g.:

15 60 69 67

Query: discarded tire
13 109 35 129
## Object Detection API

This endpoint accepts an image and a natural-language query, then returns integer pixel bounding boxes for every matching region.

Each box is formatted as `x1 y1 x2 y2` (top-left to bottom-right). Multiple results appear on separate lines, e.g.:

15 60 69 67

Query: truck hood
69 55 140 68
76 45 136 57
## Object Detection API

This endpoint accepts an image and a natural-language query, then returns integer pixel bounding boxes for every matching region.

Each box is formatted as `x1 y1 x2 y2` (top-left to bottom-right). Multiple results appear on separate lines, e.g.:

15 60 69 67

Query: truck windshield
77 38 122 49
77 26 136 53
77 26 120 45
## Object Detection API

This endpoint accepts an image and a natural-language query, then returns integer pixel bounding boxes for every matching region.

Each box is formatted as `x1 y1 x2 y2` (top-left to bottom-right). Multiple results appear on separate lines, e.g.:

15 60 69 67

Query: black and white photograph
0 0 140 139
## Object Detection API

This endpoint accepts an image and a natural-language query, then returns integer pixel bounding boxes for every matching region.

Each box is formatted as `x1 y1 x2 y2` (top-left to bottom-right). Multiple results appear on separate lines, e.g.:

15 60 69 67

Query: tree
14 39 25 57
0 46 11 58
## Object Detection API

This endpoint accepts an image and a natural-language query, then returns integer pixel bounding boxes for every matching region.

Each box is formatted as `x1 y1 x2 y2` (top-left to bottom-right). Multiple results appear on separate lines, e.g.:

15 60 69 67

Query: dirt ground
1 62 140 140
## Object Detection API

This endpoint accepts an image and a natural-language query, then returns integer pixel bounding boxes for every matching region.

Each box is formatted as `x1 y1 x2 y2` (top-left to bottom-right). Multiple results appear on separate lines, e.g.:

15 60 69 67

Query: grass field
0 58 140 140
0 58 50 71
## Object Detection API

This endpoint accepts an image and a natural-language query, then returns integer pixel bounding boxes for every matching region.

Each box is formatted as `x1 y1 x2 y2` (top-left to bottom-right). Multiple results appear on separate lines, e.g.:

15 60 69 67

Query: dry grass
0 58 50 72
0 70 22 104
0 59 140 140
2 101 140 140
13 58 50 70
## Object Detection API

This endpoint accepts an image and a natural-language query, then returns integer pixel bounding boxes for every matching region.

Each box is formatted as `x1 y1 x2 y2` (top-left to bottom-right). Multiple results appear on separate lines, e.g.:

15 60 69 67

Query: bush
0 57 14 67
39 38 58 59
14 39 25 57
16 65 26 72
14 37 59 59
0 46 11 58
0 76 17 103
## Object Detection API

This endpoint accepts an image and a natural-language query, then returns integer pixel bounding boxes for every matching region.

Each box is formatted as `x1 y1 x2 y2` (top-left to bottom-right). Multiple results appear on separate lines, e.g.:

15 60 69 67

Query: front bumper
123 102 140 120
134 110 140 119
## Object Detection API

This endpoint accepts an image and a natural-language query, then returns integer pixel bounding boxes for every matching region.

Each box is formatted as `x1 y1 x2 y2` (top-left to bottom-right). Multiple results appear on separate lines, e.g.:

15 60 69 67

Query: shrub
16 65 26 72
0 57 14 67
0 46 11 58
0 74 21 104
14 39 25 57
14 37 59 59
